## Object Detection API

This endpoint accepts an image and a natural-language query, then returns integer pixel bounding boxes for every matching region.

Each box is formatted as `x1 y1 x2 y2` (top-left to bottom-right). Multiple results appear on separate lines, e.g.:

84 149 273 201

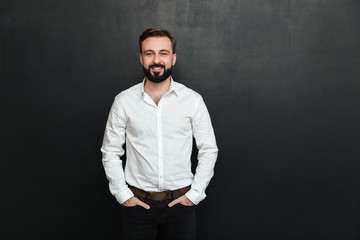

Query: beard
142 64 173 83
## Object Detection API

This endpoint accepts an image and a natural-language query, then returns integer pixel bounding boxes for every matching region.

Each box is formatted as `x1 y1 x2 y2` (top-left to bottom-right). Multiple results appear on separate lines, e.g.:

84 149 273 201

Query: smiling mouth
150 65 165 72
151 67 163 72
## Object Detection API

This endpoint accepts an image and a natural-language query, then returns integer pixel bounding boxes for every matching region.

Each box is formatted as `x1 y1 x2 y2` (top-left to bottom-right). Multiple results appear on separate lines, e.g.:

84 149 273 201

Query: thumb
136 198 151 210
168 197 181 207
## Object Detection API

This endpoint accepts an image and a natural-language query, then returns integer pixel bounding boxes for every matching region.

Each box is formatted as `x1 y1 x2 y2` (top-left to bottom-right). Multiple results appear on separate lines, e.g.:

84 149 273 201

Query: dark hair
139 28 177 53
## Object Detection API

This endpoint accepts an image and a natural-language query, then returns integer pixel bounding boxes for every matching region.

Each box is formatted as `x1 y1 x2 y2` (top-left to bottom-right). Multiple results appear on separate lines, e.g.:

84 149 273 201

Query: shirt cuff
185 188 206 205
114 187 134 204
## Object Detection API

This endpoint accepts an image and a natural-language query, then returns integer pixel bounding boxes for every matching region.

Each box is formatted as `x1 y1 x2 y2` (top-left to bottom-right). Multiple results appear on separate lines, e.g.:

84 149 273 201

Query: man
101 28 218 240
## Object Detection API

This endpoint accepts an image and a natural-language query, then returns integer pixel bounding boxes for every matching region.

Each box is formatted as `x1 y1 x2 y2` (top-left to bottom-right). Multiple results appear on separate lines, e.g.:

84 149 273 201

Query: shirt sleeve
185 96 218 205
100 96 134 204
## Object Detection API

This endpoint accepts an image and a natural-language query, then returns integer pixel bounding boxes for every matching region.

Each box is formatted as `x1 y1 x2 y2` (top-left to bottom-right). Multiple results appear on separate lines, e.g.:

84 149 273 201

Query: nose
153 53 161 64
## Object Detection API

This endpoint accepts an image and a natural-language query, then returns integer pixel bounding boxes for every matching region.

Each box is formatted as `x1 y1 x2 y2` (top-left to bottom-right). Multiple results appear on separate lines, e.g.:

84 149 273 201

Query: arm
101 96 134 204
185 96 218 205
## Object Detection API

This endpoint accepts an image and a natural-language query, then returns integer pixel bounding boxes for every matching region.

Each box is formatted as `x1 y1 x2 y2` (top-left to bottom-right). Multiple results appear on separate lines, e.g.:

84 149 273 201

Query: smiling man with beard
101 28 218 240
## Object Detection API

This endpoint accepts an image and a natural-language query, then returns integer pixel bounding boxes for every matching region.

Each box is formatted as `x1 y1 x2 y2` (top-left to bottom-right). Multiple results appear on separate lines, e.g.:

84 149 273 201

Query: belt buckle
149 191 170 201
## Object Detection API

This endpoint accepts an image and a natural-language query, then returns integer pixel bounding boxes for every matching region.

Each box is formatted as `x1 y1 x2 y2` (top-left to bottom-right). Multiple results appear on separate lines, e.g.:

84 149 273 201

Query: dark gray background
1 0 359 239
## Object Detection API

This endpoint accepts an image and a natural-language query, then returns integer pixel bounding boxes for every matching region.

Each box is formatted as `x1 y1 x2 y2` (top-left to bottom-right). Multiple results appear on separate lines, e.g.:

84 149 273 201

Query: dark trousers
121 195 196 240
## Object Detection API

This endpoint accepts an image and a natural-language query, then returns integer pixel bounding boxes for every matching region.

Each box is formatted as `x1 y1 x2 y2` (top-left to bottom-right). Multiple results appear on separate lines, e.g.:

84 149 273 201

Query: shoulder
114 82 142 103
173 81 202 101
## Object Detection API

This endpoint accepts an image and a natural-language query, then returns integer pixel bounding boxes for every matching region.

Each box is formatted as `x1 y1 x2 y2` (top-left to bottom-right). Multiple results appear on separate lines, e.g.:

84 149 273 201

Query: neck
144 76 171 95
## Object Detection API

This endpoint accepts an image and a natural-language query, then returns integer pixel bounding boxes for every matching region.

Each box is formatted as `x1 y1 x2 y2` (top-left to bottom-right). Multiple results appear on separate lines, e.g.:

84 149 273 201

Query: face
140 36 177 83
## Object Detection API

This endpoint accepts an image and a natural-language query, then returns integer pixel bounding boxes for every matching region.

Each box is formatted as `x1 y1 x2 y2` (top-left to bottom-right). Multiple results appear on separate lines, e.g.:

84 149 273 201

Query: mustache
149 64 165 69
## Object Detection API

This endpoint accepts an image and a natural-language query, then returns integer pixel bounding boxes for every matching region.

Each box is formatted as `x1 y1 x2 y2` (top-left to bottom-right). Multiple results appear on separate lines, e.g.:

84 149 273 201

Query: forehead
141 36 172 53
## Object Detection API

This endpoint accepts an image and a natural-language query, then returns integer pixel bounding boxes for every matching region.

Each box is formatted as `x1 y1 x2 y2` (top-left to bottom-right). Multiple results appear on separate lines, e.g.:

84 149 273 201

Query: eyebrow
143 49 171 54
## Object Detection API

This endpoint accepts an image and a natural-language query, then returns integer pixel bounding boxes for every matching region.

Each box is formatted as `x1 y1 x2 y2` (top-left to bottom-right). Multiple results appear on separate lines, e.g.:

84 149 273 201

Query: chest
125 98 193 137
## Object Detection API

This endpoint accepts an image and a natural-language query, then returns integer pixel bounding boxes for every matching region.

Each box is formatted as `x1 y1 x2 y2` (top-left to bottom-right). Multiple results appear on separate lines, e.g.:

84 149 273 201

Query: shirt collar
141 77 178 96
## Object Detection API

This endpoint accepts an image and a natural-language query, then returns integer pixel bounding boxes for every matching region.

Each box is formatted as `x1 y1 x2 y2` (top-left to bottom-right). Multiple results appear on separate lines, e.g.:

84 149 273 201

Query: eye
160 52 169 56
145 52 153 56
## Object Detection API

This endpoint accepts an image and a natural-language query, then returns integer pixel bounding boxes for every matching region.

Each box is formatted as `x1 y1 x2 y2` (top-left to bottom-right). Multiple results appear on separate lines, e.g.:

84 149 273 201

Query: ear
172 53 177 66
139 53 143 65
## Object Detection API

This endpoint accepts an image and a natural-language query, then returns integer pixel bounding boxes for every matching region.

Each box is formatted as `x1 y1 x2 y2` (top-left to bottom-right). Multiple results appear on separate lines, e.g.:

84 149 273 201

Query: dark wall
1 0 359 239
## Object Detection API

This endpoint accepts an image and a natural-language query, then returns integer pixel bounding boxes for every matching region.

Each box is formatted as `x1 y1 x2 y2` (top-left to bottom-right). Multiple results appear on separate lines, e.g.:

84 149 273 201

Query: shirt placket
157 101 164 190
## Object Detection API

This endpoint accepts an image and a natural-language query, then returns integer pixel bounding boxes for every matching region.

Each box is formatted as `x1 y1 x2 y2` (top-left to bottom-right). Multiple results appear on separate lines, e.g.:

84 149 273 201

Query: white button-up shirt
101 78 218 205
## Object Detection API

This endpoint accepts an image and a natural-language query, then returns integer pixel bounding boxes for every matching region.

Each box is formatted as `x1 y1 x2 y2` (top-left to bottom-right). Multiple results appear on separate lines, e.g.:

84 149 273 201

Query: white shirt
101 78 218 205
